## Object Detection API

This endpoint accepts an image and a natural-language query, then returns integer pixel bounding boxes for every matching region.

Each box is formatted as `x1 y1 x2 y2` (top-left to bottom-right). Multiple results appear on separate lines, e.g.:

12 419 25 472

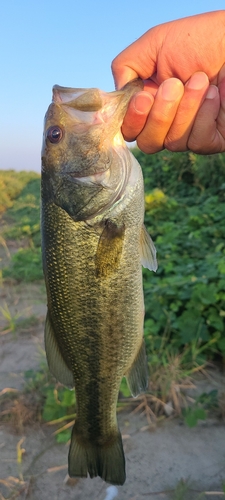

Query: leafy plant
3 247 43 282
42 386 75 422
0 170 39 214
0 302 22 334
183 390 219 428
42 386 76 443
0 302 38 335
131 149 225 361
171 479 190 500
183 406 206 428
0 171 42 282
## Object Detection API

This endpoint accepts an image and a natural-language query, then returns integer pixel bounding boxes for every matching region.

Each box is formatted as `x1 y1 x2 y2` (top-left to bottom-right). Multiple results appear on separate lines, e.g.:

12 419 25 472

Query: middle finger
164 72 209 151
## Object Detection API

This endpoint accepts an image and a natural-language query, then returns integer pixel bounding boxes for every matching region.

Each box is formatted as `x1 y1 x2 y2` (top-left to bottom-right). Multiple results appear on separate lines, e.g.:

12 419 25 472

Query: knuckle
151 110 169 128
111 58 117 73
137 136 162 154
164 136 187 152
187 135 210 154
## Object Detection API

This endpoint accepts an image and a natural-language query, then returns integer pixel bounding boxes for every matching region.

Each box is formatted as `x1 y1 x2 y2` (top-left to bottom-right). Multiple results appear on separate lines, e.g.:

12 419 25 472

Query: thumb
111 31 157 89
111 66 139 90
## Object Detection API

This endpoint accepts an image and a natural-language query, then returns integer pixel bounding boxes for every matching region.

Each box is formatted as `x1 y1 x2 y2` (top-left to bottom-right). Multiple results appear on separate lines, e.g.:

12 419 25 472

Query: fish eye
46 126 63 143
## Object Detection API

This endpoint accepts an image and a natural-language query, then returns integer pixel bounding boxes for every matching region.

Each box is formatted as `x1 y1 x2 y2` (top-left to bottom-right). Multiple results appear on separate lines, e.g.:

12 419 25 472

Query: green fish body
41 80 157 485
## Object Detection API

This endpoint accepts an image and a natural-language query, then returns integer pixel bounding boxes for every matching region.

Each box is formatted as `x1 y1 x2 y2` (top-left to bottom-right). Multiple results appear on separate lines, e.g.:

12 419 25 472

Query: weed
0 365 50 432
0 439 30 500
171 479 190 500
0 392 42 433
0 302 23 335
0 302 38 336
183 406 206 428
16 438 25 481
3 247 43 282
143 327 207 418
0 171 42 283
0 236 10 259
148 350 196 415
42 385 76 443
169 480 225 499
0 475 28 500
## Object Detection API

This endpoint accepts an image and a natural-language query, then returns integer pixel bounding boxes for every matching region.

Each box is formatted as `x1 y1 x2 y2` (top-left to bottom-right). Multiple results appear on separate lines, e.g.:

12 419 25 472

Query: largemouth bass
41 79 157 486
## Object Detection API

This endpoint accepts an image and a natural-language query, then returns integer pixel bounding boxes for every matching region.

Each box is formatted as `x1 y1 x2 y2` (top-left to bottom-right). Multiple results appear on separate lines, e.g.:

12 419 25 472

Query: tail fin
68 424 126 485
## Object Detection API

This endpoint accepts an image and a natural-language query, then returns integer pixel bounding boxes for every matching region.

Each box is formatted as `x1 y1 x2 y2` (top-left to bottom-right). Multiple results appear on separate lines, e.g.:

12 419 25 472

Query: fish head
41 80 143 220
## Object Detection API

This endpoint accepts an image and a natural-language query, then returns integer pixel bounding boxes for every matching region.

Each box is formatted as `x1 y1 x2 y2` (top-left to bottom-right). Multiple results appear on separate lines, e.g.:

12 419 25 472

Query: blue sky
1 1 224 172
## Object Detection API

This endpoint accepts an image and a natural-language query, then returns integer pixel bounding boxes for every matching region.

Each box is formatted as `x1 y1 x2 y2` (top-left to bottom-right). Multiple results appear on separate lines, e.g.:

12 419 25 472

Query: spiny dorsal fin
140 224 157 272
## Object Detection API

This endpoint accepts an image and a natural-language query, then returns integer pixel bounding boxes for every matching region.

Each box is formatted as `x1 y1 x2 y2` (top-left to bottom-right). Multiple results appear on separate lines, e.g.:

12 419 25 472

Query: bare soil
0 267 225 499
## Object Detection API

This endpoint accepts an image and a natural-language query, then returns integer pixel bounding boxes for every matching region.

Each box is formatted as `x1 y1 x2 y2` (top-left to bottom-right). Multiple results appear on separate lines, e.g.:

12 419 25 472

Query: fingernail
206 85 218 99
133 91 154 114
161 79 183 101
186 72 209 90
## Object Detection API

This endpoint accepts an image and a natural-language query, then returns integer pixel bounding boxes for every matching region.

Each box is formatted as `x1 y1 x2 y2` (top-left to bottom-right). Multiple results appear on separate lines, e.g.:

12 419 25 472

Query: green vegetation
0 302 37 335
0 170 42 281
0 170 39 215
131 149 225 363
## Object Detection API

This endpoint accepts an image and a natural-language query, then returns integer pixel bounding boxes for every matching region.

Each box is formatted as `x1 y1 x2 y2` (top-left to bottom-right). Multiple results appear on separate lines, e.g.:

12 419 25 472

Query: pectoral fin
125 340 149 398
95 220 125 278
44 310 74 388
140 224 157 272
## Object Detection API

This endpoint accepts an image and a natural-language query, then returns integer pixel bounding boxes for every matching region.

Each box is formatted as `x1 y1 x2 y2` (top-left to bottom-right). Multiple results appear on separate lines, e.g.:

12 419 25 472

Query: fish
41 79 157 486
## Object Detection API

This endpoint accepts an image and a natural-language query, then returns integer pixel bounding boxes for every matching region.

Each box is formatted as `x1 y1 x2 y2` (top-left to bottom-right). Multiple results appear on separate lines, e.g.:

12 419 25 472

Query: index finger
121 80 158 141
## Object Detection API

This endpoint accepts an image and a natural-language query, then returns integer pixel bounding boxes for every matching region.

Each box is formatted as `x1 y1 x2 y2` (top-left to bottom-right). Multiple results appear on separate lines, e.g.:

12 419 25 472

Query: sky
1 0 224 173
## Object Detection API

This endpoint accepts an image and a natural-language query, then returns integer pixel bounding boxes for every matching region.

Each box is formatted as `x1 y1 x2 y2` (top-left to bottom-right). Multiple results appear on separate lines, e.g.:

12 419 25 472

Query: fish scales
41 79 157 485
42 189 143 426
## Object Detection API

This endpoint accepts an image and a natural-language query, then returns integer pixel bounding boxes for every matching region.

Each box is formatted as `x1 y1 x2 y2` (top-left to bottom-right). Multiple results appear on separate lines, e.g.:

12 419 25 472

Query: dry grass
0 393 42 433
0 476 29 500
122 352 202 427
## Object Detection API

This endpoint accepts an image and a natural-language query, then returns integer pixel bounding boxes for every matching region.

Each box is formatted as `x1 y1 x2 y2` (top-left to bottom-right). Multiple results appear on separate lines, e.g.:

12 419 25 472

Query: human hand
112 11 225 154
119 72 211 153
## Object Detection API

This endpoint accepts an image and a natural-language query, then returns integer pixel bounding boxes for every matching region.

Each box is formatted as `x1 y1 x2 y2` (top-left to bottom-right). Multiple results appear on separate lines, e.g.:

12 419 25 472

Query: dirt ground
0 257 225 499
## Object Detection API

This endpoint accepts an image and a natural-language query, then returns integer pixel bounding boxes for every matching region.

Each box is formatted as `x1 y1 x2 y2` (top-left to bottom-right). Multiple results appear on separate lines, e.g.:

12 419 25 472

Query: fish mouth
52 79 144 127
53 86 122 125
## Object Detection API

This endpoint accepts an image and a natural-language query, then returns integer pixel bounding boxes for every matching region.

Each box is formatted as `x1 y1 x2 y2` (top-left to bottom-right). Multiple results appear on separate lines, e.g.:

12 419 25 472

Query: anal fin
125 340 149 398
44 310 74 388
